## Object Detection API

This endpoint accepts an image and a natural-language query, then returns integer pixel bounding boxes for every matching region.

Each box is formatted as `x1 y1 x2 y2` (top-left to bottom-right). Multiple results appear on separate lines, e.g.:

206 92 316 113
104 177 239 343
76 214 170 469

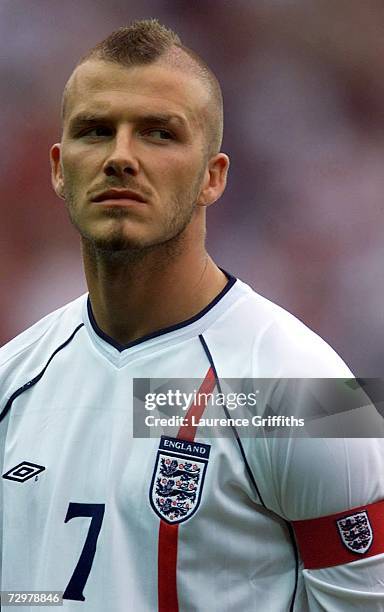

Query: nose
103 127 139 178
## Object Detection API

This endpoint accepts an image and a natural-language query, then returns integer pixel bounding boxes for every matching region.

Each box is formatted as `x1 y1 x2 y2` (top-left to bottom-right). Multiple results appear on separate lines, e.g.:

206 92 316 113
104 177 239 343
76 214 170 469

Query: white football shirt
1 275 384 611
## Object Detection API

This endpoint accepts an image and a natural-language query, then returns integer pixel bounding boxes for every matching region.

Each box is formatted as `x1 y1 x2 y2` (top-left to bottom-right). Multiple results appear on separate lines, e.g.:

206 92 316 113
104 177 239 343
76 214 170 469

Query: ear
197 153 230 208
50 143 65 199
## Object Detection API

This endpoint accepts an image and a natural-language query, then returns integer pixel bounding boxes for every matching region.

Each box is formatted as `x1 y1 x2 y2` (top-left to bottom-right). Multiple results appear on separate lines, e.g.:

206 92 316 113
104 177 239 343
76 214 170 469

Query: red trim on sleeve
292 499 384 569
157 367 216 611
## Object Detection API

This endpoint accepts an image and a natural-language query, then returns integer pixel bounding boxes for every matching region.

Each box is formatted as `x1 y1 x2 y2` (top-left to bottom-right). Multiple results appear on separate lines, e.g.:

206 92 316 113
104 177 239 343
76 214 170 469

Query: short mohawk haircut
82 19 181 65
63 19 224 155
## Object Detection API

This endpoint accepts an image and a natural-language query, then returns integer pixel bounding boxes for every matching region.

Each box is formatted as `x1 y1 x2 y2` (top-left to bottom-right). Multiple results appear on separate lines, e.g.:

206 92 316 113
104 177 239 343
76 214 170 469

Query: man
0 19 383 611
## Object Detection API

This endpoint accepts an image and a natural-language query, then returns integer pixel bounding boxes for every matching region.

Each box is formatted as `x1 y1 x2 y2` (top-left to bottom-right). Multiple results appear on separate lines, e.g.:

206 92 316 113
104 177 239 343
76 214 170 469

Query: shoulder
0 294 86 400
209 278 352 377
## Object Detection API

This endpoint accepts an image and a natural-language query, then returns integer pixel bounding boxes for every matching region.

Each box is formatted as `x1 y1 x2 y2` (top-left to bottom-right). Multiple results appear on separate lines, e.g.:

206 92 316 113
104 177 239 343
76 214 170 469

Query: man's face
51 59 224 253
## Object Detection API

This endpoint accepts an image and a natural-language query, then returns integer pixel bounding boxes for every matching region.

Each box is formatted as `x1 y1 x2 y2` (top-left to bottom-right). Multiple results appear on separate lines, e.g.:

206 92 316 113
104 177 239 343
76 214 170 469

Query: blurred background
1 0 384 374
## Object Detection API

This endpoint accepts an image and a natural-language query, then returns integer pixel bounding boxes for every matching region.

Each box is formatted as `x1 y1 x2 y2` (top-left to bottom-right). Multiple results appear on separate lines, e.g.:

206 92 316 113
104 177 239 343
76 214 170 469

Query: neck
83 231 227 347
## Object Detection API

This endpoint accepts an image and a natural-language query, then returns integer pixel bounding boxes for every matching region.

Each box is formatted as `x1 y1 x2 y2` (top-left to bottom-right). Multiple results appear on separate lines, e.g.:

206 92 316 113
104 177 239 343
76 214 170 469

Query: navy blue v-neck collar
87 271 237 352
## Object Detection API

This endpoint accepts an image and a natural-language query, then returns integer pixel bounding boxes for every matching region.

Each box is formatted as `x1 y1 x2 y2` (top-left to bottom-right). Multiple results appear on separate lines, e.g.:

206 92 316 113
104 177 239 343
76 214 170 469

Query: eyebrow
68 113 110 132
68 112 189 131
142 114 191 131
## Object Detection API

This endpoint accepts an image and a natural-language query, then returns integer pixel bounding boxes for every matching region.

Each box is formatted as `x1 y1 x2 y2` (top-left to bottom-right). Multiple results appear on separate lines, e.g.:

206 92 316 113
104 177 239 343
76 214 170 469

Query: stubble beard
64 185 199 267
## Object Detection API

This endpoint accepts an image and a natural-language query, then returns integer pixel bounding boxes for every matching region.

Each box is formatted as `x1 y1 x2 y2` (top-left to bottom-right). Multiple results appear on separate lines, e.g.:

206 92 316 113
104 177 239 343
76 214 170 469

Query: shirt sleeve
303 554 384 610
244 382 384 610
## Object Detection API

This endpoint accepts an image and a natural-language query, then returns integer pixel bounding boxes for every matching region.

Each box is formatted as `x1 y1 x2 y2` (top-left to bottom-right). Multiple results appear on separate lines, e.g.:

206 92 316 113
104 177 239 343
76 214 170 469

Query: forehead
64 59 209 127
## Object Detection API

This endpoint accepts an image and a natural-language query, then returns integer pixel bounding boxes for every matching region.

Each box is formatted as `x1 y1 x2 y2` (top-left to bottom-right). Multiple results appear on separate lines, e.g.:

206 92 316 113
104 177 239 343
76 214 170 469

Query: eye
145 129 174 140
81 126 113 139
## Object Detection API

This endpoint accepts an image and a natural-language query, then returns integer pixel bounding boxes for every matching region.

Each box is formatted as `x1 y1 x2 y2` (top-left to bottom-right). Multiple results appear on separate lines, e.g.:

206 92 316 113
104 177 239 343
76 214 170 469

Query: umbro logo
2 461 45 482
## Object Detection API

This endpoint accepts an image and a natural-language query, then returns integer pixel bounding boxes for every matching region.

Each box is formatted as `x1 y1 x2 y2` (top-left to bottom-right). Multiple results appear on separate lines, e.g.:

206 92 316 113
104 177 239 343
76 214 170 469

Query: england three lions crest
336 511 373 554
150 436 211 524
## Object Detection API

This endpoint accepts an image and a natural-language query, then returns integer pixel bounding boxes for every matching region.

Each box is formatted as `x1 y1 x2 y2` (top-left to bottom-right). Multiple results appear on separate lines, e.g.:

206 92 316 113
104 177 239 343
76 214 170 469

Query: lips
92 189 146 203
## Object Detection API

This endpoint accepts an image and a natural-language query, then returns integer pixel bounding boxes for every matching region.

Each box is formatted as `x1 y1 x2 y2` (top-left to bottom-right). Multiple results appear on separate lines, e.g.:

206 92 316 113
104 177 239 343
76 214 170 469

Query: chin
79 220 148 250
78 215 191 259
82 227 159 255
91 235 148 252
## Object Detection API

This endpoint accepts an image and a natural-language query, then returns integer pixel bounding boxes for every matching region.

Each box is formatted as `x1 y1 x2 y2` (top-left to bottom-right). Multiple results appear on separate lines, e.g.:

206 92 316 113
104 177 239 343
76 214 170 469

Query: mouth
92 189 147 205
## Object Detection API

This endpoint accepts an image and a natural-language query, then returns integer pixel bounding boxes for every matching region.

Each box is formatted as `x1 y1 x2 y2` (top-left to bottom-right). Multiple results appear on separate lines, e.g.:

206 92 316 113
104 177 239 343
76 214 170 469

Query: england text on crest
149 436 211 525
336 510 373 554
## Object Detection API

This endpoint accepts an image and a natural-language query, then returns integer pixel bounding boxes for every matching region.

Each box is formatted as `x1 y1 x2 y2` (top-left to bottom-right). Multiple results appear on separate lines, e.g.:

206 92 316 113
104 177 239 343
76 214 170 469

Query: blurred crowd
1 0 384 374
